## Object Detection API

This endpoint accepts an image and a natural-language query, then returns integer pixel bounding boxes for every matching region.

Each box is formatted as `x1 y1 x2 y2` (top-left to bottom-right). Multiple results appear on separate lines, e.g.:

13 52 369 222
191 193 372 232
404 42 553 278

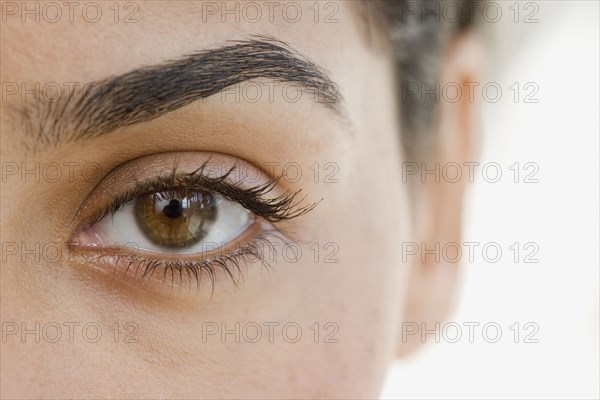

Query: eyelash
82 162 317 228
73 161 318 292
86 233 279 295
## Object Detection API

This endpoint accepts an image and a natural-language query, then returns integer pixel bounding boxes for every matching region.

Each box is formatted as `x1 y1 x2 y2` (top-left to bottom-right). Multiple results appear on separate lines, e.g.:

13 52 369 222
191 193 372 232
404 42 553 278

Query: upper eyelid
73 159 318 234
71 153 264 223
70 151 269 222
120 174 312 222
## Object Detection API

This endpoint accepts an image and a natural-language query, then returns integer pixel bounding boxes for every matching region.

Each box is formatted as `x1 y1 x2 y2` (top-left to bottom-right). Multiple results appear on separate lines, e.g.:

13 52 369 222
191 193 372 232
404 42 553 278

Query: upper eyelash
83 161 319 229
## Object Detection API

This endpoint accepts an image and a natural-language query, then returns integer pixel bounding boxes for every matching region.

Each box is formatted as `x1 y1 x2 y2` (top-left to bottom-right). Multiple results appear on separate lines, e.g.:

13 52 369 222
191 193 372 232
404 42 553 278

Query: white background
381 1 599 398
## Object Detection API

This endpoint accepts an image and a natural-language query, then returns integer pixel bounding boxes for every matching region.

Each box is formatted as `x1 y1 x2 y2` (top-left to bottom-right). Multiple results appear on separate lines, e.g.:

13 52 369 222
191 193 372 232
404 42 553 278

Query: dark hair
361 1 481 160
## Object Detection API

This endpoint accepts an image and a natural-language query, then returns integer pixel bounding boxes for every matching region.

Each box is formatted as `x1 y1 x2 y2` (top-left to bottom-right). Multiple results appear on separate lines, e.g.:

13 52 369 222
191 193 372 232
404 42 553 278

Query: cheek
257 144 413 396
164 173 412 398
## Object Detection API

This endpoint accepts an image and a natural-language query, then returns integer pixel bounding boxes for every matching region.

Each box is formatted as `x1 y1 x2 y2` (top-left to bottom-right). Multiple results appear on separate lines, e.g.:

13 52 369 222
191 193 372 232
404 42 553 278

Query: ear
397 32 484 357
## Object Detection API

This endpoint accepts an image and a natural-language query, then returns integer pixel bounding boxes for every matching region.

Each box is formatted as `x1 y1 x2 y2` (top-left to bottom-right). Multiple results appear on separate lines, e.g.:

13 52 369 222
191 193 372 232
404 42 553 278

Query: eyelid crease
77 160 319 233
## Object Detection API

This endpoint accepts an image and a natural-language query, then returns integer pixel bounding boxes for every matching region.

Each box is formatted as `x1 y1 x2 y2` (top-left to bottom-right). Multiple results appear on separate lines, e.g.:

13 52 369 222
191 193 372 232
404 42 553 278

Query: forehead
1 1 365 85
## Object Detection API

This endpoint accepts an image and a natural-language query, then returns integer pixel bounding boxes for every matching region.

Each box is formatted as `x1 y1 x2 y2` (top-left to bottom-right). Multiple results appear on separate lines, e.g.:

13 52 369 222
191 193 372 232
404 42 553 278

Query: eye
68 153 319 293
77 188 254 254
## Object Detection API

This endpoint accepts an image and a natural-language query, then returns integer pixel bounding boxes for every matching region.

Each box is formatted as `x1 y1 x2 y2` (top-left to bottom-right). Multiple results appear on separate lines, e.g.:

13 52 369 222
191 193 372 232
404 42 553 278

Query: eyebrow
8 36 345 151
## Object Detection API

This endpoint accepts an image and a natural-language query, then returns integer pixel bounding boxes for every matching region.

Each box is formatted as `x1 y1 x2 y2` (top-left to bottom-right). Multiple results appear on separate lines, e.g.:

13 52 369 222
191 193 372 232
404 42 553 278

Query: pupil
163 199 183 219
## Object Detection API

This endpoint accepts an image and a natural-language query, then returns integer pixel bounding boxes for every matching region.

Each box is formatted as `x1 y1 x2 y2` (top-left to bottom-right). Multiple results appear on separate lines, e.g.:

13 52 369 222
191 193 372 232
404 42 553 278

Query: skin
0 1 482 398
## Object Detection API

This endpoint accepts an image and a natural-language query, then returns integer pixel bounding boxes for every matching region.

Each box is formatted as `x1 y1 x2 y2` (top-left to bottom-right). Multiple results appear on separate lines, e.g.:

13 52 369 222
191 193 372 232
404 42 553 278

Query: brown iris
134 190 217 248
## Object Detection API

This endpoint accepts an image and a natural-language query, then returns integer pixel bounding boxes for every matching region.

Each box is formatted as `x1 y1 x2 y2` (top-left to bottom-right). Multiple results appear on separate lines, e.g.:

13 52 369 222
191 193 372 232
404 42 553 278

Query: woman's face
1 1 475 397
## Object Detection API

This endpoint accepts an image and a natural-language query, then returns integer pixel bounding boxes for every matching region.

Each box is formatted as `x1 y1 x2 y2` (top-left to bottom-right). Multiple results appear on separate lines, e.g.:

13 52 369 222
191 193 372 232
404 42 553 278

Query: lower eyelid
68 222 281 296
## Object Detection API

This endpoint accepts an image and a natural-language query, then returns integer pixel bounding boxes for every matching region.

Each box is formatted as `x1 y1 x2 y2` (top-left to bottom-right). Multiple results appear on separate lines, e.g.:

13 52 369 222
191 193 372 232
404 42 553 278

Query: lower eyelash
76 233 279 295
